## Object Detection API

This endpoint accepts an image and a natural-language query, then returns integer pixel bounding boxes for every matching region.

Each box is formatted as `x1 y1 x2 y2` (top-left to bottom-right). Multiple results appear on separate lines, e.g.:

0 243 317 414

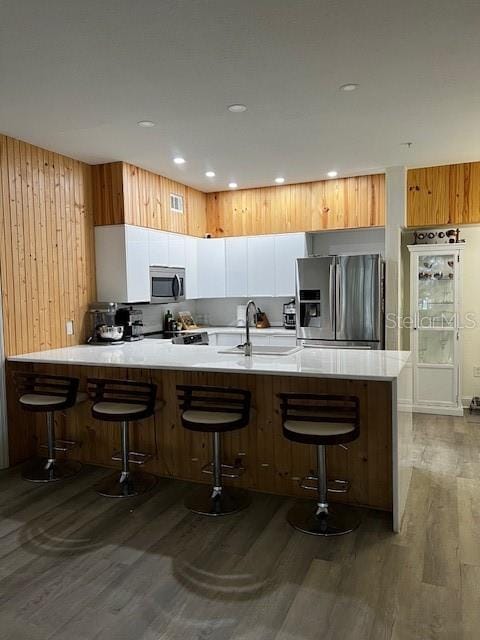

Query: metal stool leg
95 420 157 498
287 445 360 536
185 431 251 516
23 412 82 483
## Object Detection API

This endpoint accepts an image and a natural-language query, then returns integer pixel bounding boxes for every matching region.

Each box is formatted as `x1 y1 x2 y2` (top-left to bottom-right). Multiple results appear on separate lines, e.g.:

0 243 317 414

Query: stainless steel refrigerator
296 254 384 349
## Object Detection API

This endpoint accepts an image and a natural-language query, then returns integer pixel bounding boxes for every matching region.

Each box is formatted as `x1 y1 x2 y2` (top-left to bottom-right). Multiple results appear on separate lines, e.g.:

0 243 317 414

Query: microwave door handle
173 274 180 299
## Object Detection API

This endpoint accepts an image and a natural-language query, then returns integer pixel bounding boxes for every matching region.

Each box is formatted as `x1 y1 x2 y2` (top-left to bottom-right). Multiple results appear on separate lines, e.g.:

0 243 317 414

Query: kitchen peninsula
7 342 412 531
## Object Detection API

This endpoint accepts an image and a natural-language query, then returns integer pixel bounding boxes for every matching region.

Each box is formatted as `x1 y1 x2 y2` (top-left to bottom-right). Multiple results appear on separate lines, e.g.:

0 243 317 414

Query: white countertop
166 326 295 336
8 341 411 381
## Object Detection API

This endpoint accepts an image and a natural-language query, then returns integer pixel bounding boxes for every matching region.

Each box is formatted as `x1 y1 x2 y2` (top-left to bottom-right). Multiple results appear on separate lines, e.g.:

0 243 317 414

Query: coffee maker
283 299 296 330
115 306 144 341
88 302 125 345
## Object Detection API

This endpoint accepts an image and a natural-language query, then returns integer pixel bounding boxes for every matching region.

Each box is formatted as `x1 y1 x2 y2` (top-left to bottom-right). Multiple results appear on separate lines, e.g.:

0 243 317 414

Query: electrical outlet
473 366 480 378
66 320 74 336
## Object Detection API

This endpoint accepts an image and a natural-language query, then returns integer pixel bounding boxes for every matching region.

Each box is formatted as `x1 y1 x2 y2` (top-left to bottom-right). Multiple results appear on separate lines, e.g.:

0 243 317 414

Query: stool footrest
40 439 81 453
201 461 245 479
111 451 152 465
299 475 350 494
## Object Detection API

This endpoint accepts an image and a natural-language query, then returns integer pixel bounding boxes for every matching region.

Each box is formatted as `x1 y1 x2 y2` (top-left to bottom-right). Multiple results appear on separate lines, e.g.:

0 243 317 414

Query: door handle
329 264 335 330
172 274 180 298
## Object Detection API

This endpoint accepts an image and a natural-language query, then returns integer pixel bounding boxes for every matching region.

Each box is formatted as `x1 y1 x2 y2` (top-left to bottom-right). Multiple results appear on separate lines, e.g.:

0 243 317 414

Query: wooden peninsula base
7 362 393 512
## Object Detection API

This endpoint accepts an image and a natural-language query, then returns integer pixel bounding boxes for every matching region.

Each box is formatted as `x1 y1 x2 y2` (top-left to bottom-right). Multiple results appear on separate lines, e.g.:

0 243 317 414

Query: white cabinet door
168 233 186 267
269 334 297 347
184 235 198 299
274 233 306 296
225 237 248 297
126 243 150 302
197 239 226 298
249 333 270 346
247 236 275 296
148 229 170 267
215 333 243 346
95 226 127 301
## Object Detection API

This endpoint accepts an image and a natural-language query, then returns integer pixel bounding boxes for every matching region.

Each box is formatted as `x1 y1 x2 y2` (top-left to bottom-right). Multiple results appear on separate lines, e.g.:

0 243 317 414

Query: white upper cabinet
274 233 307 296
96 224 307 303
125 226 150 302
168 233 186 267
184 235 198 299
148 229 169 267
95 225 150 303
197 238 226 298
247 236 276 296
225 237 248 297
95 226 128 301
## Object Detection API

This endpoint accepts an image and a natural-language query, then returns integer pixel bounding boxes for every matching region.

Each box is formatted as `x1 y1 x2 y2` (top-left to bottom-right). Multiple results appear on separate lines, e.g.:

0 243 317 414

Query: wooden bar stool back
177 384 251 516
279 392 361 536
15 372 83 482
87 378 158 498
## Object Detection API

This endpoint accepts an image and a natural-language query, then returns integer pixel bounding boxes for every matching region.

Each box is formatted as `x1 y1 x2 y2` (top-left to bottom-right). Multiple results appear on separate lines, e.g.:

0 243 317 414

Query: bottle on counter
164 309 173 333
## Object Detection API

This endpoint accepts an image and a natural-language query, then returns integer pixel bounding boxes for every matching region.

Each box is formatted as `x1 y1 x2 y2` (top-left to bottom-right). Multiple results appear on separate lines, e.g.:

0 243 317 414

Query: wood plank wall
0 134 96 356
206 174 385 237
6 361 393 511
407 162 480 227
92 161 208 237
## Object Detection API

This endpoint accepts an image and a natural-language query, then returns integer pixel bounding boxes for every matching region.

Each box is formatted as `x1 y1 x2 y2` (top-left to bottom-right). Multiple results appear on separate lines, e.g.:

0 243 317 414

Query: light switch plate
473 366 480 378
66 320 74 336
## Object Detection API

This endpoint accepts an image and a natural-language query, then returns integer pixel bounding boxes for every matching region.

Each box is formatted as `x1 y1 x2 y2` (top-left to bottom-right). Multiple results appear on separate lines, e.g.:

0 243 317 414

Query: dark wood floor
0 413 478 640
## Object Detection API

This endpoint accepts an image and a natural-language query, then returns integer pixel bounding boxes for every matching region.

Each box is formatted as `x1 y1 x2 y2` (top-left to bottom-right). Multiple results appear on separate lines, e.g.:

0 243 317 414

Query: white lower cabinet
268 334 297 347
215 333 242 346
197 238 226 298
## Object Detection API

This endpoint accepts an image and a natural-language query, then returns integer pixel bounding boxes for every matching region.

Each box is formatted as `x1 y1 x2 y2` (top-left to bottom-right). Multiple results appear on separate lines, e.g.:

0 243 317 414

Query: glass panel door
417 329 454 364
417 253 455 328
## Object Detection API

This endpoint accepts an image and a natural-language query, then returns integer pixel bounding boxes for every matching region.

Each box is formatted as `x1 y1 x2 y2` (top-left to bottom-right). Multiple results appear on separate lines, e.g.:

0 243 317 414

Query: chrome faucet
244 300 258 357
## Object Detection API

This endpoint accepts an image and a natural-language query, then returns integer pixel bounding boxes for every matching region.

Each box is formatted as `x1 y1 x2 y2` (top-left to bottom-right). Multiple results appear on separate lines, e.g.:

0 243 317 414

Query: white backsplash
134 301 197 333
194 297 292 327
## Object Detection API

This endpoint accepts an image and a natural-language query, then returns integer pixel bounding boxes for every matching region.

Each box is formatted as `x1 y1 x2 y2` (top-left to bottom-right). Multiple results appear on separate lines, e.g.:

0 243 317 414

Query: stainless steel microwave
149 266 185 303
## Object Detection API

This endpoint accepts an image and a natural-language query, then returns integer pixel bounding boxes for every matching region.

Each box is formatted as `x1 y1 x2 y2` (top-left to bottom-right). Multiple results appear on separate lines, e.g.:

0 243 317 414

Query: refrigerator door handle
335 262 341 338
329 263 335 333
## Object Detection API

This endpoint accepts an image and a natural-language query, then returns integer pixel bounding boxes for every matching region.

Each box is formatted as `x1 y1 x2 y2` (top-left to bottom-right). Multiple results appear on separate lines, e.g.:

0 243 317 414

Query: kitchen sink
218 345 303 356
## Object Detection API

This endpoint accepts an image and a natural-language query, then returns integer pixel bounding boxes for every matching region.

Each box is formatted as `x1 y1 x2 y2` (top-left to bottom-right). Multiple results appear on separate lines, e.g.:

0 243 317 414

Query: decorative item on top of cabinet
408 243 465 416
413 228 463 245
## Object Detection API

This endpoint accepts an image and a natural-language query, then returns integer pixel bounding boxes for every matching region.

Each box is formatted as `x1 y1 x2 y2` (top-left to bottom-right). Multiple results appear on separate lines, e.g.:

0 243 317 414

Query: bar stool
279 393 361 536
15 372 83 482
87 378 158 498
177 384 251 516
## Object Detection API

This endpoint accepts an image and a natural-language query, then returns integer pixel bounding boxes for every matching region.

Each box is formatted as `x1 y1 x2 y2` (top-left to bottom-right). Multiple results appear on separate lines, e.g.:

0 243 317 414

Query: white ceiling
1 0 479 192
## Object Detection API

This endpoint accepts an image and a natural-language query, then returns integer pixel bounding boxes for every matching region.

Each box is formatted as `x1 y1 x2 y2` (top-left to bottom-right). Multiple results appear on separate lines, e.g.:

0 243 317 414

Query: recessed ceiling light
228 182 238 189
275 177 285 184
205 171 216 177
339 84 359 92
173 157 186 165
327 171 338 178
228 104 247 113
137 120 156 127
